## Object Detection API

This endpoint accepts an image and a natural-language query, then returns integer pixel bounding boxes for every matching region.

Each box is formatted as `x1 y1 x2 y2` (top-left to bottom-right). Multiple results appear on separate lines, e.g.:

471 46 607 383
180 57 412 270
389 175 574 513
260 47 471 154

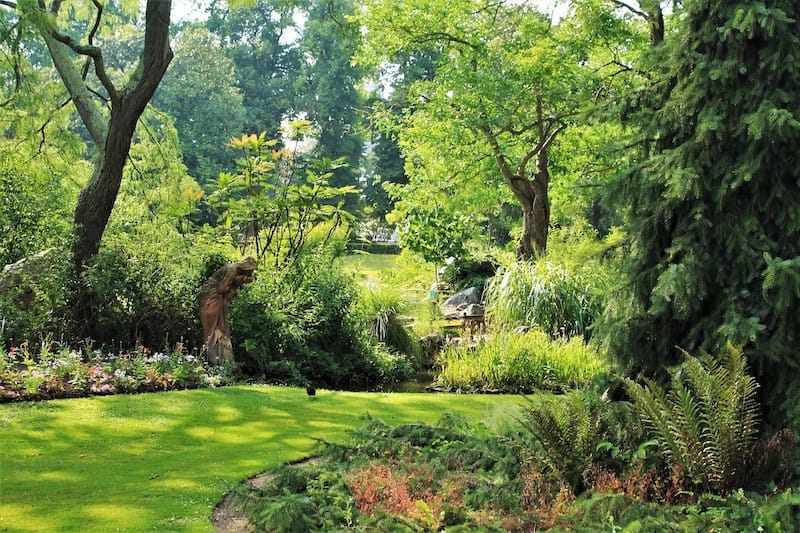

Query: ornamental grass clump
485 260 598 339
436 330 607 393
359 285 422 365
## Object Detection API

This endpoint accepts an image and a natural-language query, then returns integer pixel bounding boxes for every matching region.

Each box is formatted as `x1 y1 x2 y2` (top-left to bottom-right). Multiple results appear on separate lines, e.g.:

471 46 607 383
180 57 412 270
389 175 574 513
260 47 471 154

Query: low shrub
0 341 234 402
438 254 498 294
563 489 800 532
230 414 534 531
435 330 607 393
346 241 400 254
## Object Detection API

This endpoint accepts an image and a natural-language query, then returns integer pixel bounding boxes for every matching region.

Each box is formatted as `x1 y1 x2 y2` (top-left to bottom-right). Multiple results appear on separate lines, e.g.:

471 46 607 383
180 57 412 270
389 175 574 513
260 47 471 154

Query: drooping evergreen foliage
604 0 800 426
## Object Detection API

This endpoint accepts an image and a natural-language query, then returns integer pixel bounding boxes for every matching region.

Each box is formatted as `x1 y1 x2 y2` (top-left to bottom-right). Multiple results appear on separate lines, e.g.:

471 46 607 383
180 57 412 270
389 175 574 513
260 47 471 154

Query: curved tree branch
50 28 118 102
399 27 481 52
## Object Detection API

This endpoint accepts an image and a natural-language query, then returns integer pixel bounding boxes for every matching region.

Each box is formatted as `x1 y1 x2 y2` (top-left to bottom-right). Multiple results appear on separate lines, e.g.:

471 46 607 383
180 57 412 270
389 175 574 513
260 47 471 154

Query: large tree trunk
511 151 550 259
72 106 148 271
71 1 173 272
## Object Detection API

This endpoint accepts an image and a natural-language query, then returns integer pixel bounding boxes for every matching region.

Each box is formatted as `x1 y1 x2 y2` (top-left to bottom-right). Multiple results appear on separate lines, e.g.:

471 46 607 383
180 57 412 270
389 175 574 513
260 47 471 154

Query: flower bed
0 341 234 402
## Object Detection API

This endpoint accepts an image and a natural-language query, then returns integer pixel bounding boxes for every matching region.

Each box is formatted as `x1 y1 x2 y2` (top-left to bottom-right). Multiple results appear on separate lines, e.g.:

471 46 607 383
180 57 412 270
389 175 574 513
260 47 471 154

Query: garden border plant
0 341 233 402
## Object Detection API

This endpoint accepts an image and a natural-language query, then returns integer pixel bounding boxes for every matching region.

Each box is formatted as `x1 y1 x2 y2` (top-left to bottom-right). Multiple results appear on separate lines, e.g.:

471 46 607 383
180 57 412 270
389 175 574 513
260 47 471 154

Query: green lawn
341 252 401 288
0 386 523 532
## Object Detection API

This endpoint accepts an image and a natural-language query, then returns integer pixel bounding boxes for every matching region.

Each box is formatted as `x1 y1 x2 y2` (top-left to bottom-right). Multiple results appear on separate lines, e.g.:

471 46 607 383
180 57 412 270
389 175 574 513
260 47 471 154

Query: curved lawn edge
0 385 524 532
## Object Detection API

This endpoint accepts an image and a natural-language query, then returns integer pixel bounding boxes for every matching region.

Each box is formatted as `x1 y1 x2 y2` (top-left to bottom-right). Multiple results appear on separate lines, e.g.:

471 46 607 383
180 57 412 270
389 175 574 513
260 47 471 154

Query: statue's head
238 256 257 272
236 256 257 285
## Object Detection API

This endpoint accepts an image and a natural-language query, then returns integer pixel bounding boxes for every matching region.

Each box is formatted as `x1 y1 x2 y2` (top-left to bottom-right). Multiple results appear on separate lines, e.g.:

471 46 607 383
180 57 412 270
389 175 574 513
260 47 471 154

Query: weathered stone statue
198 256 257 365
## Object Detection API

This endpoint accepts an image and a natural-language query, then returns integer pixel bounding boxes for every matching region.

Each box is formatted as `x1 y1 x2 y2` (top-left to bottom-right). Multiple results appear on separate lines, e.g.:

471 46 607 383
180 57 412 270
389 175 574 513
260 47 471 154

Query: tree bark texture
510 152 550 259
486 131 550 259
71 0 173 271
479 116 555 261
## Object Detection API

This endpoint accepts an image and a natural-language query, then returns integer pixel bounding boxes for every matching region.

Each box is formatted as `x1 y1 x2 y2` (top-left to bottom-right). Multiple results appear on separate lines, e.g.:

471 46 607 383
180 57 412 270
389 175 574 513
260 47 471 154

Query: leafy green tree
606 0 667 46
153 25 246 189
206 0 303 139
1 0 173 278
299 0 363 214
605 0 800 426
363 48 438 224
0 49 85 266
359 0 616 258
109 108 203 232
362 130 405 222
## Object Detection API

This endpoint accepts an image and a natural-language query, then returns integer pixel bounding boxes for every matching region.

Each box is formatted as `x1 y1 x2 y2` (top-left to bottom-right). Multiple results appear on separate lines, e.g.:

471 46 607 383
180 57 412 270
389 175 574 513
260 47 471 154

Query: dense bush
346 241 401 254
0 249 71 346
77 223 238 350
436 330 607 393
231 237 412 390
230 413 535 531
485 261 599 339
438 254 498 293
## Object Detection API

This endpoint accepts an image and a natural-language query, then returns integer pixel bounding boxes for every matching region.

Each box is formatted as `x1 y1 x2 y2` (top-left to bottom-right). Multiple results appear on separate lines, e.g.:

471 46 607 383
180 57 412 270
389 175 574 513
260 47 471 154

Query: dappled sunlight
151 477 202 490
0 386 524 531
0 504 50 532
81 503 157 530
36 470 82 483
210 404 246 423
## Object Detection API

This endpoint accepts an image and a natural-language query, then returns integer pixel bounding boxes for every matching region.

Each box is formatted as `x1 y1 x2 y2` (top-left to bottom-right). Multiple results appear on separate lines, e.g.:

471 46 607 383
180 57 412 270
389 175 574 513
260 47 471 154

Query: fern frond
626 345 763 494
624 377 689 469
668 378 708 484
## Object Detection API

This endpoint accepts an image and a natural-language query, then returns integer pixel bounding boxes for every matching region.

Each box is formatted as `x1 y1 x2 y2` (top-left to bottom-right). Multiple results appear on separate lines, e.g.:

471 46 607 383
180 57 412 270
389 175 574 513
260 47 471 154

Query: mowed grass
0 386 523 532
341 252 401 288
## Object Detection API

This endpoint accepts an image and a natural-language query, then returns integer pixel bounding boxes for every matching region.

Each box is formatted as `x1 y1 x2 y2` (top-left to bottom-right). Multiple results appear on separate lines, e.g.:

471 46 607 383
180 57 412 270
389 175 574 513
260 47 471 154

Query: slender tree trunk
479 124 553 260
530 150 550 255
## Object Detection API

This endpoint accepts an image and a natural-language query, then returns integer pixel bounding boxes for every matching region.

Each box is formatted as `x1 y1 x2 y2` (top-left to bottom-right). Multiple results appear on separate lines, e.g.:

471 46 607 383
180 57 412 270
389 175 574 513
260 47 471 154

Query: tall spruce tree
607 0 800 426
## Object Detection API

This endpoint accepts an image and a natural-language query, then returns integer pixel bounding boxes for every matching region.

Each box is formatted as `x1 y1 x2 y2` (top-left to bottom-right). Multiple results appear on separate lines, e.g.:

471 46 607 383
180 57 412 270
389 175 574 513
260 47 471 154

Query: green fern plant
624 344 761 494
517 391 606 490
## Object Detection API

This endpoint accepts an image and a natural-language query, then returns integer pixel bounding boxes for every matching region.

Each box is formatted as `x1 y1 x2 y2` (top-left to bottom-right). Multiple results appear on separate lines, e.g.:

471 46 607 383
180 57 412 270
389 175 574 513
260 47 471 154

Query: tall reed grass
436 330 607 393
359 285 423 366
484 261 599 339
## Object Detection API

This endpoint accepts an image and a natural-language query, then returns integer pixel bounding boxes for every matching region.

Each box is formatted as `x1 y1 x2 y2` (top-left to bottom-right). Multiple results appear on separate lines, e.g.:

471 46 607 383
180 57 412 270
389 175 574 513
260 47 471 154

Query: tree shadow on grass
0 386 523 532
